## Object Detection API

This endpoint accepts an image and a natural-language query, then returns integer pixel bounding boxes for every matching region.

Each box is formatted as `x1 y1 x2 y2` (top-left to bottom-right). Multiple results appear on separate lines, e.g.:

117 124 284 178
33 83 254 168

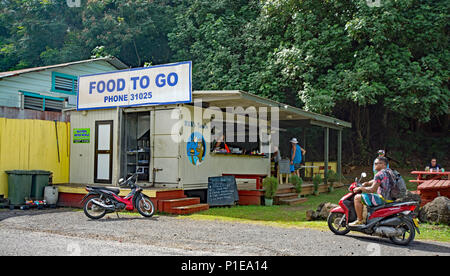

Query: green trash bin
30 170 52 200
5 170 34 206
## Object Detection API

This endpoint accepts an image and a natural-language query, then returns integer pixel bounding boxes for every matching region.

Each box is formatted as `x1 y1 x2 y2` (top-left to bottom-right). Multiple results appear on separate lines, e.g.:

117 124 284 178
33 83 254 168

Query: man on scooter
349 157 394 226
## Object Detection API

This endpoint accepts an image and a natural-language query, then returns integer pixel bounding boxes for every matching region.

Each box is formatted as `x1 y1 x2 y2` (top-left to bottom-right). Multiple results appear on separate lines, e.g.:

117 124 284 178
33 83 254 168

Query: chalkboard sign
207 176 239 206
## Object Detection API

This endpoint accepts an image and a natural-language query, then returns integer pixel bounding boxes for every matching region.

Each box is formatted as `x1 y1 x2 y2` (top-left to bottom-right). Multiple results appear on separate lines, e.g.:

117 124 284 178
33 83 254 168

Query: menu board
207 176 239 206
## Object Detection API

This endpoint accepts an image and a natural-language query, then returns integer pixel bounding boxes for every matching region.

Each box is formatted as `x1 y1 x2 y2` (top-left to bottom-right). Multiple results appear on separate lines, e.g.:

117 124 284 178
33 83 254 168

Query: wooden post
337 129 342 185
302 127 306 178
324 127 329 185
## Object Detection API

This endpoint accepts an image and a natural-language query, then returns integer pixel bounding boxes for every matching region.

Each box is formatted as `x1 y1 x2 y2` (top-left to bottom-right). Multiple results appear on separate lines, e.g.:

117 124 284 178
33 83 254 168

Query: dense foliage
0 0 448 166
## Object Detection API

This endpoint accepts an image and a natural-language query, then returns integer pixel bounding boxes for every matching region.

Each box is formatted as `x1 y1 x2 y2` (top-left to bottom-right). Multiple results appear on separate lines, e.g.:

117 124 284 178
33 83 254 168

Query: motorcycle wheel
136 194 155 218
83 196 107 220
327 212 350 235
389 220 415 246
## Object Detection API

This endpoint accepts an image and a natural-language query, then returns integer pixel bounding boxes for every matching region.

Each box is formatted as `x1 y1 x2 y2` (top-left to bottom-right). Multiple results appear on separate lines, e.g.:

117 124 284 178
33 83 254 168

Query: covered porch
193 90 352 205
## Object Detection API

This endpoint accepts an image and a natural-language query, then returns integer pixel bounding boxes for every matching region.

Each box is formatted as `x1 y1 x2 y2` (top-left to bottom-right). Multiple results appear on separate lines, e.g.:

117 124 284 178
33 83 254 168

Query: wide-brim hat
290 138 298 144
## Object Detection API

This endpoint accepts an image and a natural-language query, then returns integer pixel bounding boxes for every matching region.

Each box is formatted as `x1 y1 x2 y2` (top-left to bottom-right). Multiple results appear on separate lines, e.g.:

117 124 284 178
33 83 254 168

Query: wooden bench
409 179 425 184
417 179 450 206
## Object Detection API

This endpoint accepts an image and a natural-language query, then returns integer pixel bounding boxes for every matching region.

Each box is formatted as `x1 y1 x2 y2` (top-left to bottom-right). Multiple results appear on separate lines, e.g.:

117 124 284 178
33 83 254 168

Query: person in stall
289 138 306 178
213 134 231 153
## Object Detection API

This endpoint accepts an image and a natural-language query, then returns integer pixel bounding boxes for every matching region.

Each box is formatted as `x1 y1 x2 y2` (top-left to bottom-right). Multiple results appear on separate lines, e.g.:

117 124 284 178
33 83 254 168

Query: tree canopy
0 0 448 165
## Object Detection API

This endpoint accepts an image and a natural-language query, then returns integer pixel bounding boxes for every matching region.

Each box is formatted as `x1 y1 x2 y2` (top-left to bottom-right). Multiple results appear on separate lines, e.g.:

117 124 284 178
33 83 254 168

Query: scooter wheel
135 194 155 218
327 212 350 235
389 220 415 246
83 196 107 220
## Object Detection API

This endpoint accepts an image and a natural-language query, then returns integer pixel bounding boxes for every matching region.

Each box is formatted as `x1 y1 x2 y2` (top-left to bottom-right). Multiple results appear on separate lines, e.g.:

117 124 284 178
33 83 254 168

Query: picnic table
409 171 450 185
417 179 450 206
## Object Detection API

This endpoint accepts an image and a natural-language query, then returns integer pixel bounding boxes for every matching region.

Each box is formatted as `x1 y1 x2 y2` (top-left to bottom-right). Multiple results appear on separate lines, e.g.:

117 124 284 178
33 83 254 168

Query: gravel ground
0 208 449 256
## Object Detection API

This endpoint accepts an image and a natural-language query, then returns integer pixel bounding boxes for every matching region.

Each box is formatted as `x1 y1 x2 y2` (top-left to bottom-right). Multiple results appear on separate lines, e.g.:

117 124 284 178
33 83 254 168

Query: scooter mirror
118 178 124 184
361 172 367 179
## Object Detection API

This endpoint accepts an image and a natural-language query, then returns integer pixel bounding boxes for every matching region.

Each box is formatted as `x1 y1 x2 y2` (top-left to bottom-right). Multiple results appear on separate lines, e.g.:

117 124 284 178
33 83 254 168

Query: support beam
324 127 329 186
337 129 342 185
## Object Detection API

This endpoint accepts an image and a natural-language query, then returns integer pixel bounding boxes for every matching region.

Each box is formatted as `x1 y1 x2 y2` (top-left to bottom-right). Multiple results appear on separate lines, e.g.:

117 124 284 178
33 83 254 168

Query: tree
0 0 84 70
168 0 260 90
168 0 449 164
81 0 177 67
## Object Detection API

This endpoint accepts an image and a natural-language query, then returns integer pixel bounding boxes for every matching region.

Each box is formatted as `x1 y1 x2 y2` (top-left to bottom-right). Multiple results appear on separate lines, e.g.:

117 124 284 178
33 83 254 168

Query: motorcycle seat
369 201 417 213
88 186 121 195
369 203 395 213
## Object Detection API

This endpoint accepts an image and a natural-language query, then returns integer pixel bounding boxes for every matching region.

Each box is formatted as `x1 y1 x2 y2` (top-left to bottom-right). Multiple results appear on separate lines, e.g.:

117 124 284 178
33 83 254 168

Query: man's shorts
361 193 386 207
290 163 301 173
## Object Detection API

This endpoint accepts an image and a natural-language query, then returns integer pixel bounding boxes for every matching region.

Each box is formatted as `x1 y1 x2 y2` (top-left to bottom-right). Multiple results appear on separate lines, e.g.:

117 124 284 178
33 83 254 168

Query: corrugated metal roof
0 57 129 79
193 90 351 129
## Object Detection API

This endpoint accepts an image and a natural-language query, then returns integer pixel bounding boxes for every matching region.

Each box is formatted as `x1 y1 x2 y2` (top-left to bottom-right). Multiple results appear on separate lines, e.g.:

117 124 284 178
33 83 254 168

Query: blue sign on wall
186 132 206 166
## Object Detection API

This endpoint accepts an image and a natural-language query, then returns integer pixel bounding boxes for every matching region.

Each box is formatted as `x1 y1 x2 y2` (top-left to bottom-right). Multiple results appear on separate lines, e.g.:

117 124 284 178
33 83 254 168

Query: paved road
0 209 449 256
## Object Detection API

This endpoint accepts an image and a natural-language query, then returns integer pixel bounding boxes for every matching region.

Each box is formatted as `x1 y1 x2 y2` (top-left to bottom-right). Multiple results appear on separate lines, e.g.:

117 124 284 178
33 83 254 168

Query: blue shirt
291 144 302 164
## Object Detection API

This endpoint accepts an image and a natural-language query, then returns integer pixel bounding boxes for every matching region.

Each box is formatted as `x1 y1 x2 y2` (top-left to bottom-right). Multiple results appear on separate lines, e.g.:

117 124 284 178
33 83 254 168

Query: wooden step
170 203 209 215
279 197 308 206
276 184 295 194
160 197 200 212
274 192 299 204
275 192 298 199
154 189 186 200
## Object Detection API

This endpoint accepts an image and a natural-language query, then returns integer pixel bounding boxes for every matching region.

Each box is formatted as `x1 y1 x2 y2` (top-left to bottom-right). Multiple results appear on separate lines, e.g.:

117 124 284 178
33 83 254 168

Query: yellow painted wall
0 118 70 197
304 161 337 178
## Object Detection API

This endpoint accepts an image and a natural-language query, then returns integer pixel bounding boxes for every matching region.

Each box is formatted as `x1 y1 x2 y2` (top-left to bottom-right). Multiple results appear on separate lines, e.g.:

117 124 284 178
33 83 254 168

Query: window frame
51 71 78 95
20 90 65 112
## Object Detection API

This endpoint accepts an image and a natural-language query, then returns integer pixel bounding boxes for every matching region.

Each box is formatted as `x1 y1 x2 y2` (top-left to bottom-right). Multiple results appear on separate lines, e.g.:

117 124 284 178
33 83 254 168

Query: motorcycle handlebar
119 173 139 188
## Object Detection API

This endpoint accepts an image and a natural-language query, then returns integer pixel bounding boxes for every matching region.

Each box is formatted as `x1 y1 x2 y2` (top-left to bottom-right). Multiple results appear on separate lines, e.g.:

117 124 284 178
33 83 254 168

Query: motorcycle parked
327 172 420 246
82 173 155 219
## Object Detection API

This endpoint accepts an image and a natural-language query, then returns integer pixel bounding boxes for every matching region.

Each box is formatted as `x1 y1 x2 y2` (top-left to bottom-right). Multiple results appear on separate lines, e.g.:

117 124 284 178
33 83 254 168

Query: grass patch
419 224 450 243
402 175 419 191
187 188 349 224
179 187 450 243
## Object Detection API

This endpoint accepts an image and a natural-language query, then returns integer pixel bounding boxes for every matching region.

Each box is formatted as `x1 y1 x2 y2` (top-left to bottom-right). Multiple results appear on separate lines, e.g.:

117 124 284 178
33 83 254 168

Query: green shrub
263 177 278 199
327 170 338 192
289 175 303 194
313 174 322 195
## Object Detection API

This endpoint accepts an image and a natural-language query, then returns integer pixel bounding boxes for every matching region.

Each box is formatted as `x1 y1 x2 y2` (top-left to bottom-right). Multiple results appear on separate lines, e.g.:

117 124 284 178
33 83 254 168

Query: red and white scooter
327 172 420 245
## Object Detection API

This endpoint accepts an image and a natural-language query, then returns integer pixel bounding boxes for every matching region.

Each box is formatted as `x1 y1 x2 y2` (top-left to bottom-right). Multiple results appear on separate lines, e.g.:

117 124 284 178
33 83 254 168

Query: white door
94 120 113 183
151 109 180 185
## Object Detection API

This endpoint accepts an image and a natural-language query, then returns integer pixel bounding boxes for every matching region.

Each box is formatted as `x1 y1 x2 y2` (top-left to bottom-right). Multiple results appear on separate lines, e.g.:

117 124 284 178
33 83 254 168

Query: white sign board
77 61 192 110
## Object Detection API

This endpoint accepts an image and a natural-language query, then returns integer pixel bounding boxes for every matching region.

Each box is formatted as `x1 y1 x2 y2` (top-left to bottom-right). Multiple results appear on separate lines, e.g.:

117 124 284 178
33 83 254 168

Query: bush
263 177 278 199
326 170 338 192
313 174 322 195
289 175 303 194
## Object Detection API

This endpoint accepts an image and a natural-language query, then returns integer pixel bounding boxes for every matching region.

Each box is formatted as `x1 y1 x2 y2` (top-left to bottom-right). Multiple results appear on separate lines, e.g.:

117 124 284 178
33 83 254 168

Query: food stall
67 62 351 203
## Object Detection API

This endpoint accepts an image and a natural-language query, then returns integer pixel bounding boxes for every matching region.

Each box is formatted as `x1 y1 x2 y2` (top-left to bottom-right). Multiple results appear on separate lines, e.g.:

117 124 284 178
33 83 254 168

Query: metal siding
153 135 180 158
69 109 119 185
0 61 119 108
0 118 70 197
150 108 180 187
152 158 179 184
55 61 118 76
154 108 180 135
